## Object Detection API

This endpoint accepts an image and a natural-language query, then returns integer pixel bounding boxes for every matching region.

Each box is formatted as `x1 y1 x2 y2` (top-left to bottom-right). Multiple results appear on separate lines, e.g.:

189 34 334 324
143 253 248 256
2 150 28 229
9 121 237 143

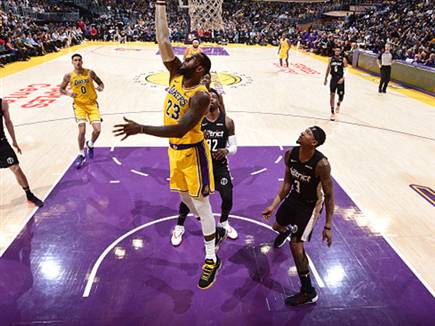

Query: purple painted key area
0 147 433 325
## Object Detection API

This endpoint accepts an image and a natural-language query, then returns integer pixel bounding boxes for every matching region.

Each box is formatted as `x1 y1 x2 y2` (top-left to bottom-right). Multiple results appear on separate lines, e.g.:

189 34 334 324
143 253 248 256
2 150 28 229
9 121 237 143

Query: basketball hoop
186 0 224 31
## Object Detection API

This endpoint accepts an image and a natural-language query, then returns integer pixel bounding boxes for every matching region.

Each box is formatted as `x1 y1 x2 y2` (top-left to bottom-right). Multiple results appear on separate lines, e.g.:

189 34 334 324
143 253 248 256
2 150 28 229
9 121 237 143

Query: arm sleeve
226 135 237 156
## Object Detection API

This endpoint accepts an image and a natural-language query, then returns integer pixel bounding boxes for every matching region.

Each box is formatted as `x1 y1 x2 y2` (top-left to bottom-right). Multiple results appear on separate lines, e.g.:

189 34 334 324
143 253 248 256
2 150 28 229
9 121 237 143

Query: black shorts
330 77 345 95
0 139 19 168
213 165 232 192
275 196 323 241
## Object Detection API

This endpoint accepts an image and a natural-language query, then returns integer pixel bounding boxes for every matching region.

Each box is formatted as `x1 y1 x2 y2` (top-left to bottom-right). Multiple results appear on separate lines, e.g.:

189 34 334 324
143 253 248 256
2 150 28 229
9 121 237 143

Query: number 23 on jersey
165 99 181 120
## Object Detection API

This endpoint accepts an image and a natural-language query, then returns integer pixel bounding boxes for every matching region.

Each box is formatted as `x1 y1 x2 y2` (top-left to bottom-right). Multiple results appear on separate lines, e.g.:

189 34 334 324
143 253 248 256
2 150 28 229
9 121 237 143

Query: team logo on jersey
220 178 228 186
134 71 253 90
7 157 15 165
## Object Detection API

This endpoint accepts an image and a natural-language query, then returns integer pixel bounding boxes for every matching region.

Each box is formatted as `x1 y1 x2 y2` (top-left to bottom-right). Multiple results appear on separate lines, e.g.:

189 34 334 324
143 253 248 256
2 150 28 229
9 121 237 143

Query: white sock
204 239 216 262
220 220 228 228
87 140 94 147
79 150 85 156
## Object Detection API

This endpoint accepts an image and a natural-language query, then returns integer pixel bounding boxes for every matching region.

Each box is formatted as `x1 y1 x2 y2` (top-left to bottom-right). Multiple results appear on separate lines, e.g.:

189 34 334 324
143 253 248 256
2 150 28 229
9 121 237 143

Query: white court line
82 213 325 297
307 255 325 288
333 177 435 297
110 180 120 184
251 168 267 176
82 215 179 297
130 169 148 177
275 155 282 164
278 178 284 182
112 157 122 165
0 155 76 257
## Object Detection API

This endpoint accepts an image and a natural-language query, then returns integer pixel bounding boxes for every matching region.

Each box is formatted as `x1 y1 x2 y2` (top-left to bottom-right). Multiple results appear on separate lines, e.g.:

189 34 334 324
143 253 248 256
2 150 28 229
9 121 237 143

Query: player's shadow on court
130 199 177 229
144 275 194 314
136 166 170 186
221 244 290 312
231 166 269 186
0 185 51 209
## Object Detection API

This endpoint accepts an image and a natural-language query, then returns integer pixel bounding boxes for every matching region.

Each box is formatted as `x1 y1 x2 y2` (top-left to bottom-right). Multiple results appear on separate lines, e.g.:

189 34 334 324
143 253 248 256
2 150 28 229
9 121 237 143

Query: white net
188 0 224 31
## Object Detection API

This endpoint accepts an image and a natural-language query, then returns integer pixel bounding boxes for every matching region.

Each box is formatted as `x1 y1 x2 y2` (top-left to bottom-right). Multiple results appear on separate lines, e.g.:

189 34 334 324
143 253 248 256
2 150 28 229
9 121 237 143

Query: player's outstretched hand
261 206 274 221
96 85 104 92
113 117 142 141
322 228 332 247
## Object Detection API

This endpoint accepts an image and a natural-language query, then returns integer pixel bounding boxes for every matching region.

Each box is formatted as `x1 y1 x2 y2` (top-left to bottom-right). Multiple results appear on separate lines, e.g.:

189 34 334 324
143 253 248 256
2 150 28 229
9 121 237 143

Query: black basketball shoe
215 226 228 251
285 288 318 306
274 224 298 248
27 193 44 207
198 256 221 290
273 230 291 248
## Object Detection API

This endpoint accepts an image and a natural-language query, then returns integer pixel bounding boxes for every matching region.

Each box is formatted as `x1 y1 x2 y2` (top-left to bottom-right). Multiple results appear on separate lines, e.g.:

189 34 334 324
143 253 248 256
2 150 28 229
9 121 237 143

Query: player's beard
209 103 218 112
179 66 196 78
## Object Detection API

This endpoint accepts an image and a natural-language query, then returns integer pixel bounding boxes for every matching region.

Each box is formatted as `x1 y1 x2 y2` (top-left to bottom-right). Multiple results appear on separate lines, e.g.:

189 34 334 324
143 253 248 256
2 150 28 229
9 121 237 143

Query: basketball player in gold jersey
184 39 202 60
278 34 291 67
59 54 104 169
113 0 226 290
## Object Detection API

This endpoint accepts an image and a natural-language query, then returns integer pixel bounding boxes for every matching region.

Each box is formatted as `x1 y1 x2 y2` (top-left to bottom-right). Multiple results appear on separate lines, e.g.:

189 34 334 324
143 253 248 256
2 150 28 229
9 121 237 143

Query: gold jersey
163 75 208 145
280 38 290 51
70 69 97 105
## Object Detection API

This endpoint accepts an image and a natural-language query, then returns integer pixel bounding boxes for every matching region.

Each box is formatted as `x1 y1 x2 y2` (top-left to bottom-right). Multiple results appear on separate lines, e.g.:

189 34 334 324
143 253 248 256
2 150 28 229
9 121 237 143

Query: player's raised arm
155 0 182 80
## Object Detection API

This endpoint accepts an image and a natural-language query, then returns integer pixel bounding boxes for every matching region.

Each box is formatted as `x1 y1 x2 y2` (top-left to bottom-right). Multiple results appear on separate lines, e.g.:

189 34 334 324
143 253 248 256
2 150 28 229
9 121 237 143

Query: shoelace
200 262 215 280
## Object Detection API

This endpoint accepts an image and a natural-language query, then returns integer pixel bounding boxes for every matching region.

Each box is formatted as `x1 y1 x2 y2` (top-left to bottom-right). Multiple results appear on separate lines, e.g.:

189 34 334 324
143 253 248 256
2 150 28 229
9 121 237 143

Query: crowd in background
1 0 434 67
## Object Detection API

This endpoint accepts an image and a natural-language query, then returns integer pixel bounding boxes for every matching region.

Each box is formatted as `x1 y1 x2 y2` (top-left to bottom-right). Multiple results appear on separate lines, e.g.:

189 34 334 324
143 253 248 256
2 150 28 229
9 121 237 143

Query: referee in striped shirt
377 44 394 93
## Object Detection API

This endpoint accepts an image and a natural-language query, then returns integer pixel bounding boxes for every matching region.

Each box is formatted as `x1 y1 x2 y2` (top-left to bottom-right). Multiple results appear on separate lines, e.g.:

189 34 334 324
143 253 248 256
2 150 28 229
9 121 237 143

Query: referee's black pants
379 66 391 92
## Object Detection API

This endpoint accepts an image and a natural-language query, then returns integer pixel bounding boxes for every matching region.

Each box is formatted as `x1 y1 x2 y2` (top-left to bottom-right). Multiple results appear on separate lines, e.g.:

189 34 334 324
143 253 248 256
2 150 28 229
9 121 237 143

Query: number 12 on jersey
206 139 218 151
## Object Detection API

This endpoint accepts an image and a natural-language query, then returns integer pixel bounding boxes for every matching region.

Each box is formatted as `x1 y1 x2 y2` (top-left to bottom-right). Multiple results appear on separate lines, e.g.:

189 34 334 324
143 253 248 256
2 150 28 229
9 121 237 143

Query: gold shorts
168 141 215 198
73 102 101 124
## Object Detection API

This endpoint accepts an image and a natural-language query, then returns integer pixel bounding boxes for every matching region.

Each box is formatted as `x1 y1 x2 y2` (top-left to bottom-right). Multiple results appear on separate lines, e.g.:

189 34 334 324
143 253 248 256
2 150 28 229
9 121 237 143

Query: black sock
298 271 314 292
177 214 187 226
219 211 229 223
331 107 335 114
23 187 32 197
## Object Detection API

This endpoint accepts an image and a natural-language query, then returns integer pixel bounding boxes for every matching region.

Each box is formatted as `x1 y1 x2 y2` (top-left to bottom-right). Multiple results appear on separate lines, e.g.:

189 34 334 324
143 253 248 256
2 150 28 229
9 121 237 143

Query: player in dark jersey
324 47 348 121
262 126 334 306
171 89 237 246
200 73 226 113
0 99 44 207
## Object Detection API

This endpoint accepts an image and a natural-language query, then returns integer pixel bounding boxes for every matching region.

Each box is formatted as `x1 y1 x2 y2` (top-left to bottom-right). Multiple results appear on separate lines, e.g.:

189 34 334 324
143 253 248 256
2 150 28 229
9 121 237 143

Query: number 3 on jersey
294 180 301 193
165 99 180 120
